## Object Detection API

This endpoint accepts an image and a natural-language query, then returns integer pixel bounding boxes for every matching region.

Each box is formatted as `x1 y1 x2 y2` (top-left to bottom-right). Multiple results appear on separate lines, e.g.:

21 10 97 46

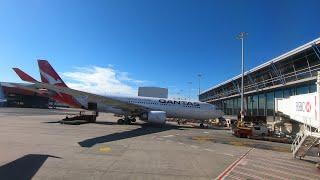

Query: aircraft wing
32 82 150 114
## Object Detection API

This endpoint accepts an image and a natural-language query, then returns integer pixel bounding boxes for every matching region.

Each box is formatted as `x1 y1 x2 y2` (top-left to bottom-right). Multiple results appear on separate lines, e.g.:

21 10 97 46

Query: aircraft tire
117 119 124 124
200 123 204 128
124 118 131 125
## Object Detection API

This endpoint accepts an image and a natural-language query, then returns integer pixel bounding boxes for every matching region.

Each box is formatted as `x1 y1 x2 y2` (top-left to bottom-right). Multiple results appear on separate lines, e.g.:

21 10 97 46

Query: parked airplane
13 60 224 126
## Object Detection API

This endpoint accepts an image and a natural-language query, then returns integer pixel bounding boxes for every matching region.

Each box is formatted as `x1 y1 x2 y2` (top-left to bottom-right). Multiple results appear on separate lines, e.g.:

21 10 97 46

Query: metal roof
201 37 320 94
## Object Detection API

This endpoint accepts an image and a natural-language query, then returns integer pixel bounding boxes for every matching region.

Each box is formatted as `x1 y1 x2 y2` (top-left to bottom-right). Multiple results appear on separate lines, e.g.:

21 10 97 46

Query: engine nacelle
141 111 166 124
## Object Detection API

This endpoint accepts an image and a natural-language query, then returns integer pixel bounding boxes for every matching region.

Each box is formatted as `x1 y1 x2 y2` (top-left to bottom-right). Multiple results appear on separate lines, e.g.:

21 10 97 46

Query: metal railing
291 120 320 158
201 61 320 102
291 132 306 157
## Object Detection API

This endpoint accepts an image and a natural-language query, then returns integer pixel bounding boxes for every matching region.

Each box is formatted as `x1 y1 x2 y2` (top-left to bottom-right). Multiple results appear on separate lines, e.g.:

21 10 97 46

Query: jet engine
140 111 166 124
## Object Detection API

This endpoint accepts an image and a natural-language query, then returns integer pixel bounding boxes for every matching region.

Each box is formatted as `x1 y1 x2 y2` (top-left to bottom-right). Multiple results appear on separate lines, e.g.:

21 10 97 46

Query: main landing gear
117 116 136 125
200 123 204 128
199 123 208 129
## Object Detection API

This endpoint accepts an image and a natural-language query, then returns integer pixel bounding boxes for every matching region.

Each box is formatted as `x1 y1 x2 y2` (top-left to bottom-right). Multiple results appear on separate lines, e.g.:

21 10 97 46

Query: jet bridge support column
312 71 319 169
317 72 320 132
0 85 5 107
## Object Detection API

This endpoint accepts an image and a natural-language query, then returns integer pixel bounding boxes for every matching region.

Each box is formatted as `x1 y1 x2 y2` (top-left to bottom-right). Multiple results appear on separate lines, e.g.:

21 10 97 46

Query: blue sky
0 0 319 99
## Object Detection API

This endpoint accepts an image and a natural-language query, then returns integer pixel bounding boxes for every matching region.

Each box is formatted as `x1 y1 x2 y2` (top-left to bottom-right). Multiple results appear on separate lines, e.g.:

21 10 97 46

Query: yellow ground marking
271 146 290 152
191 136 214 141
229 141 246 146
99 146 112 153
192 136 214 143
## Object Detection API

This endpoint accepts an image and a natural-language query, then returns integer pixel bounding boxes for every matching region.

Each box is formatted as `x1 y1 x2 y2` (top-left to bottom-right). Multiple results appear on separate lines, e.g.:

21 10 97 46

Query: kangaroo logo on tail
38 60 67 87
40 70 62 85
37 60 81 108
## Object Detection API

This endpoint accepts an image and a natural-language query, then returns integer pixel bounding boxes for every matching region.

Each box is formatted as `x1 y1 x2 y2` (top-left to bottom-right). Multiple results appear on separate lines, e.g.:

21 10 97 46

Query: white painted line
243 160 318 179
178 142 184 145
226 174 243 180
236 166 289 180
222 153 234 157
231 169 264 180
191 145 198 149
203 131 209 134
204 148 215 152
162 135 174 138
250 157 317 173
252 154 315 169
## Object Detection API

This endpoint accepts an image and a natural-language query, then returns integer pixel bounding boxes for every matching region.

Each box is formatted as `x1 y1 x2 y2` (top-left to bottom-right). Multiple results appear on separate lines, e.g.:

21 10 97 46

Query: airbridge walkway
276 72 320 160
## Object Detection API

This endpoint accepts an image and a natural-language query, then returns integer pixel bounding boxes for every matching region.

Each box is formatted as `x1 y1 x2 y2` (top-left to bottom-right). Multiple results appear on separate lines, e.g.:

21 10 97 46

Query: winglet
13 68 38 83
38 60 68 87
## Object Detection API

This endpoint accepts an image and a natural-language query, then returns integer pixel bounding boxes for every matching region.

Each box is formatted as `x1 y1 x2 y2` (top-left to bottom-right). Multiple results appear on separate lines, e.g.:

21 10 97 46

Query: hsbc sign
296 101 312 112
276 92 320 128
306 102 312 112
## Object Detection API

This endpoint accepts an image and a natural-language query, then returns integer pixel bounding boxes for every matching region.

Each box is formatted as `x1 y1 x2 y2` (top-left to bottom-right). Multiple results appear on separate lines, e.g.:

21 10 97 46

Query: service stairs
291 126 320 159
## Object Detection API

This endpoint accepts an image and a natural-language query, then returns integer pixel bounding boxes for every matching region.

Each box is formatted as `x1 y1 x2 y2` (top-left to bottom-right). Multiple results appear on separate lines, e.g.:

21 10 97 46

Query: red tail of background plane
38 60 68 87
12 68 49 95
13 68 38 83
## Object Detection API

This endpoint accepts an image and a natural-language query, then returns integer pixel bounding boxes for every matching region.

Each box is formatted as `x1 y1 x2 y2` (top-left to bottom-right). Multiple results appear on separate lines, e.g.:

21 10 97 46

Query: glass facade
252 95 258 116
283 88 293 98
247 95 252 116
309 83 316 93
296 85 309 95
219 82 316 117
266 92 274 116
233 98 240 115
258 94 265 116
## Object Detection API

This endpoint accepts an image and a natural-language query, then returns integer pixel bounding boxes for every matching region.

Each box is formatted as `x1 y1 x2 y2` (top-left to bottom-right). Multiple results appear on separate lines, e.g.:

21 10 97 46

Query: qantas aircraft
11 60 224 126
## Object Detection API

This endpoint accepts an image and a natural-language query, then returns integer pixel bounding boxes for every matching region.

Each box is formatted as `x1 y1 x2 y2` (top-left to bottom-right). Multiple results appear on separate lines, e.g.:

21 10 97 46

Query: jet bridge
275 73 320 160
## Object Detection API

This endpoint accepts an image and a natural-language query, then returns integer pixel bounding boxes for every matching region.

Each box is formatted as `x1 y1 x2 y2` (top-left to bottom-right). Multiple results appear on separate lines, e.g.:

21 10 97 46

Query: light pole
187 81 192 100
197 74 202 100
176 89 183 100
237 32 248 121
179 89 184 100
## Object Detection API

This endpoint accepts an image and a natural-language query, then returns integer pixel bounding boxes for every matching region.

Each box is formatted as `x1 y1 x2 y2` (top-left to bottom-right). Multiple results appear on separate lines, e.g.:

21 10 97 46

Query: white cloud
62 66 143 96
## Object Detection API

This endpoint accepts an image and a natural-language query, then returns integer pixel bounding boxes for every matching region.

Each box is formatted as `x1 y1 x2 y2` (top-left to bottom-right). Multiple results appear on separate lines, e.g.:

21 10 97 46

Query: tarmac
0 107 319 180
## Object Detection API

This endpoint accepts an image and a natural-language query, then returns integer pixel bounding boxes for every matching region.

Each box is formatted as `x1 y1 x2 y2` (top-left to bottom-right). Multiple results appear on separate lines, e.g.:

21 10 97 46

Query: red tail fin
13 68 38 83
37 60 68 87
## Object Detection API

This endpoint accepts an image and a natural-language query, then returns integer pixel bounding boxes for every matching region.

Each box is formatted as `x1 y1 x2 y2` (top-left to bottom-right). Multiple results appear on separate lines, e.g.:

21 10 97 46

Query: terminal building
199 37 320 132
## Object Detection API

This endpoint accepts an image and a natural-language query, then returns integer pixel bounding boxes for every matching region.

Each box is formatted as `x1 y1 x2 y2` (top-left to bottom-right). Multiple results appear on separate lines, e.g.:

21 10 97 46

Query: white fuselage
77 95 224 120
